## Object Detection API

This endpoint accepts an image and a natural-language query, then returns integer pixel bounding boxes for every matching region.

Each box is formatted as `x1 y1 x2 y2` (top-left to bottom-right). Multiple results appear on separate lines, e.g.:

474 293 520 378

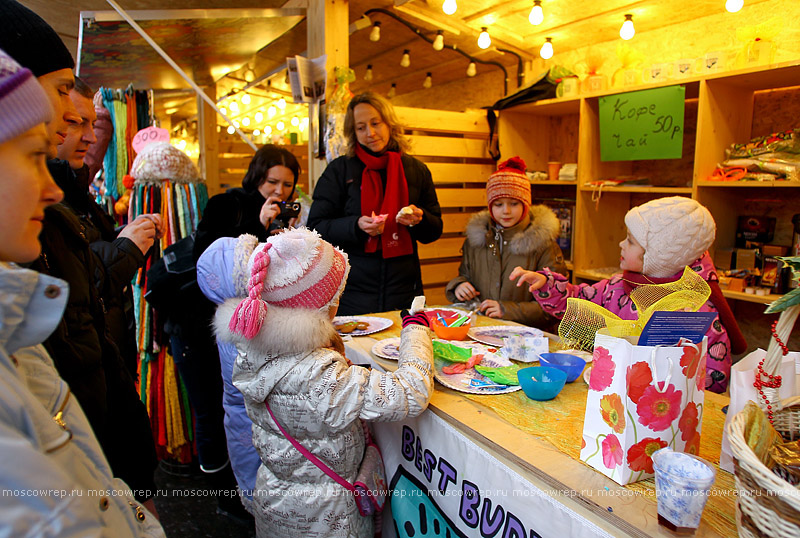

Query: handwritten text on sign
599 86 685 161
132 126 169 155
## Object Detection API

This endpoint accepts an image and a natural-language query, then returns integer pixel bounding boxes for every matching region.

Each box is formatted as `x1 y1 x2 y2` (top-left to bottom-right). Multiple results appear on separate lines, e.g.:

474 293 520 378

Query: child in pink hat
203 227 433 537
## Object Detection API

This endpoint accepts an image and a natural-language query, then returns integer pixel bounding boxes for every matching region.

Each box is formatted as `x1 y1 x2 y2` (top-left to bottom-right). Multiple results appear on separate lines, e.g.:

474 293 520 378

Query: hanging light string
362 7 512 94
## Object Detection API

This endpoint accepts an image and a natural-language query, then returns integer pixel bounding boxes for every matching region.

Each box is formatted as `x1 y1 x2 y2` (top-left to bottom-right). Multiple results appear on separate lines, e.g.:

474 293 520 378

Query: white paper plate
467 325 544 348
372 338 401 360
433 341 521 395
583 366 592 385
333 316 393 337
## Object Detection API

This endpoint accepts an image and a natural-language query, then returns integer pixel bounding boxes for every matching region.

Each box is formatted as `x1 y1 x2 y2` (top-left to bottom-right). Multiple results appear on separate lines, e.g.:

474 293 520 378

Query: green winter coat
445 205 567 327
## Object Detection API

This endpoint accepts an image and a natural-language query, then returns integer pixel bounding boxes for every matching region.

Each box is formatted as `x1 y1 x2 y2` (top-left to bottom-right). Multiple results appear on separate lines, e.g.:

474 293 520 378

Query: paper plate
333 316 394 337
583 366 592 385
372 338 401 360
433 341 521 395
467 325 544 348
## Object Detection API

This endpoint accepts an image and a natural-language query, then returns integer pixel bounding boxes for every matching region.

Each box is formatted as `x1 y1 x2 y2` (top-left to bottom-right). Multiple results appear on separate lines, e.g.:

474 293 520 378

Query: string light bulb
233 120 240 128
423 72 432 89
229 100 239 112
253 129 260 136
620 14 635 40
400 49 411 67
219 106 227 116
369 21 381 41
242 117 250 127
725 0 744 12
254 110 263 123
277 98 286 110
226 125 235 134
442 0 457 15
364 64 373 81
291 116 299 127
466 62 477 77
241 93 251 105
268 106 277 118
540 37 554 59
264 125 272 135
477 27 491 49
244 66 255 82
277 120 285 131
388 83 396 98
529 0 544 25
433 30 444 51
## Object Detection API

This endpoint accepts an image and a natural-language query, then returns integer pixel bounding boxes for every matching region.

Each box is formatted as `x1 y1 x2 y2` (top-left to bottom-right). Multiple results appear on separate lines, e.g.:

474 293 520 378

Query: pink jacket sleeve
532 269 625 319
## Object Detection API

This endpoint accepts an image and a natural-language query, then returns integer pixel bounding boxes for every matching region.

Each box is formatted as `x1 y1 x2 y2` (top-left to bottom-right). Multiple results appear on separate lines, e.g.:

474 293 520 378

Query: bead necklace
754 320 788 423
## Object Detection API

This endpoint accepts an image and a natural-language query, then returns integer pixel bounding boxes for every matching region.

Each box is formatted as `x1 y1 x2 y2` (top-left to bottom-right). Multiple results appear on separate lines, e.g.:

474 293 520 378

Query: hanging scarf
356 144 413 258
621 257 747 354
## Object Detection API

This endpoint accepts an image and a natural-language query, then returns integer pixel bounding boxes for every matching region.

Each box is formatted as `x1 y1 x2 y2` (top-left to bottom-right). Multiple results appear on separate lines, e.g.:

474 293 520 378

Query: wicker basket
729 398 800 538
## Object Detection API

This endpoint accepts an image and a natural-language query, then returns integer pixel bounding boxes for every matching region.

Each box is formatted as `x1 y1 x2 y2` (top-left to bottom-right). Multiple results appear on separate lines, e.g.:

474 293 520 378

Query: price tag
132 126 169 155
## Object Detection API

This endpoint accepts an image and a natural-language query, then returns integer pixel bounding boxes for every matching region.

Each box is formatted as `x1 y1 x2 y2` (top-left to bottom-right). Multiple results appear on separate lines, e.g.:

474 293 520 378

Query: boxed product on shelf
538 199 574 262
736 216 776 247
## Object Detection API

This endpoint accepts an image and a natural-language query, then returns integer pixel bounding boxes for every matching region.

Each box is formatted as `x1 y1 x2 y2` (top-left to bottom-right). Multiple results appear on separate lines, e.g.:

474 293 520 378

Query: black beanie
0 0 74 77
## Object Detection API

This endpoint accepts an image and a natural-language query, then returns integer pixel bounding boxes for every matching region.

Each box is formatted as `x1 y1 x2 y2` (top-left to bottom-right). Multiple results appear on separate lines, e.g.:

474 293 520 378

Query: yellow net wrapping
558 267 712 351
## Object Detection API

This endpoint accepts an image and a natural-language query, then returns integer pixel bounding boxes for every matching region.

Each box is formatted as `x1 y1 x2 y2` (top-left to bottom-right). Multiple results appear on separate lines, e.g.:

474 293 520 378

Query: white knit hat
130 141 201 184
624 196 716 278
229 228 350 339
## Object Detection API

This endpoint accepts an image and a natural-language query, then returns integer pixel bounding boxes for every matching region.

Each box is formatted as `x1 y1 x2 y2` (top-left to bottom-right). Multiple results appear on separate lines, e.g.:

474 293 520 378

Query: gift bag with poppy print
580 329 707 485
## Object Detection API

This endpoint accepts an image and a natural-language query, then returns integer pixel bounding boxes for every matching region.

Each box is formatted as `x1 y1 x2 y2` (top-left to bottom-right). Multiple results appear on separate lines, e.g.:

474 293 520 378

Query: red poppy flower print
684 431 701 455
696 352 707 392
602 434 624 469
680 345 701 378
626 361 652 404
589 346 615 391
627 437 668 474
678 402 699 442
637 384 683 432
600 393 626 433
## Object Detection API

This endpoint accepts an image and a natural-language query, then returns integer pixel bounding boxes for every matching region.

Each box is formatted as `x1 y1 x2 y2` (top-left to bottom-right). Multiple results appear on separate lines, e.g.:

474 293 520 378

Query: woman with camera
308 92 443 315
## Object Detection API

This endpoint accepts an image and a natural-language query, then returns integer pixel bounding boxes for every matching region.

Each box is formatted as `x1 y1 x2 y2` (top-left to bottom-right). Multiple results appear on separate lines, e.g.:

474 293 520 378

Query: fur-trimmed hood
465 204 561 256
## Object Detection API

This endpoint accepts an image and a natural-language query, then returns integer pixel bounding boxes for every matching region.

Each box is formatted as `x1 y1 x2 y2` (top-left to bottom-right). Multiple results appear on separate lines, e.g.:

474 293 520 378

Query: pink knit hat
229 228 350 338
486 156 532 217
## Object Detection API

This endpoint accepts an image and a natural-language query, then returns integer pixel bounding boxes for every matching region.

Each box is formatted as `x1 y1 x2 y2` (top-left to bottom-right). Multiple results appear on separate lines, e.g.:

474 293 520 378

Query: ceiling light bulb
466 62 477 77
233 120 240 128
254 111 263 123
442 0 457 15
433 31 444 51
388 84 396 98
540 37 553 59
400 50 411 67
229 100 239 112
253 129 260 136
364 64 373 81
226 125 235 135
477 27 491 49
291 116 299 127
242 117 250 127
277 98 286 110
529 0 544 25
423 73 432 89
241 93 251 105
620 14 635 40
369 21 381 41
268 106 277 118
264 125 272 135
219 106 227 116
277 121 285 131
299 123 305 133
244 68 255 83
725 0 744 12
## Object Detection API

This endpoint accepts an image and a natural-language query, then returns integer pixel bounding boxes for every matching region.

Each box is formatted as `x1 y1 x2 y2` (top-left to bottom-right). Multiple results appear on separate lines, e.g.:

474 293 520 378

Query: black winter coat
193 187 270 259
307 153 443 315
29 161 158 500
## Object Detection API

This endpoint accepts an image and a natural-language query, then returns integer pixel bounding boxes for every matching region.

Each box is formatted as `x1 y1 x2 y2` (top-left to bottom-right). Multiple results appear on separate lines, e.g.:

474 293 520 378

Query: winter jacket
307 153 443 315
29 162 158 500
532 253 732 393
445 206 566 327
196 234 263 511
0 263 164 537
193 187 271 260
209 235 435 537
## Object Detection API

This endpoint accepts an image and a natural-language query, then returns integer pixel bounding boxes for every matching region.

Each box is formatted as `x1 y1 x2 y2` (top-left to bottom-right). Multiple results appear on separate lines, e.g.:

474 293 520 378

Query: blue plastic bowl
538 352 587 383
517 366 567 401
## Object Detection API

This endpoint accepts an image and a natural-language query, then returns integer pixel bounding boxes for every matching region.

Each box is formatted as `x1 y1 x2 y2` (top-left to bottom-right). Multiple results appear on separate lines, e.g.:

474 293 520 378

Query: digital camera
274 201 301 228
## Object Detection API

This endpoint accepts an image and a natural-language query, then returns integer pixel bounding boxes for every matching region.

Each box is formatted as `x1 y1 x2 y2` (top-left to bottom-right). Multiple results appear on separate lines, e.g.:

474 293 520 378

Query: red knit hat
486 156 532 214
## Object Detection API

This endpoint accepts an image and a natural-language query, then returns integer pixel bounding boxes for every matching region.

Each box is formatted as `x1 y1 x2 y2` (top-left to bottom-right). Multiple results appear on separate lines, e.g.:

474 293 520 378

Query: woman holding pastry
308 91 443 315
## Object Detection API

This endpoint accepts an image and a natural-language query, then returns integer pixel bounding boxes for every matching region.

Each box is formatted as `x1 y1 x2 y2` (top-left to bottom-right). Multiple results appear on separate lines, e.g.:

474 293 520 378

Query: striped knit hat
229 228 350 339
486 156 532 218
0 48 52 144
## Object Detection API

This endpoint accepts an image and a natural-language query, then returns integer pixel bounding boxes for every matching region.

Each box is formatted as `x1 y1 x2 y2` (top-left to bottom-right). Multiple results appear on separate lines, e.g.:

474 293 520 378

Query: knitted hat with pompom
486 156 532 218
0 48 52 145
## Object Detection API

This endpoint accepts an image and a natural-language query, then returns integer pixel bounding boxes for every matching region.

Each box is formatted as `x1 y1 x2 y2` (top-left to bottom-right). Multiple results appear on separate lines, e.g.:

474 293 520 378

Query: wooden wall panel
215 134 309 196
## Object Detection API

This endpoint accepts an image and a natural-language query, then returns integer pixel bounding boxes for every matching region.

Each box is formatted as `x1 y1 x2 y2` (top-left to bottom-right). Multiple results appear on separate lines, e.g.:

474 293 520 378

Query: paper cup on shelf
652 448 716 533
547 162 562 181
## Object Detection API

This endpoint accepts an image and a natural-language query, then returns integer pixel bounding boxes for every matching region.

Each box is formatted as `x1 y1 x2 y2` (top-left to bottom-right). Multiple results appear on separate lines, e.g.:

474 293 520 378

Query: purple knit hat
0 48 52 145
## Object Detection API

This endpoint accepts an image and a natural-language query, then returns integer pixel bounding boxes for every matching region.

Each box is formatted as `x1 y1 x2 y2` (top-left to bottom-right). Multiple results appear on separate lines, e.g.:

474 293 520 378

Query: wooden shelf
721 289 782 305
696 180 800 188
578 185 693 194
530 180 577 186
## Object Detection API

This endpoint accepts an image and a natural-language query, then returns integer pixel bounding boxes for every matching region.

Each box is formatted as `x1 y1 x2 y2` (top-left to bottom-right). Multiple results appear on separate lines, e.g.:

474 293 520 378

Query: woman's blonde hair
344 92 410 156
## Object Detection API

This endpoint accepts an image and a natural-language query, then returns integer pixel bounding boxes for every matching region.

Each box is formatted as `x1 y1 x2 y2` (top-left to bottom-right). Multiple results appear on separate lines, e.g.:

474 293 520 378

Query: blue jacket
196 237 261 506
0 263 163 537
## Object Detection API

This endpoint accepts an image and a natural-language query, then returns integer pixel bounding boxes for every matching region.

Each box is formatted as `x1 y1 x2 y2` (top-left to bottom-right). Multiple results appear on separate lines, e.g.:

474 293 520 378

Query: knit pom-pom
497 156 527 174
122 174 136 189
228 296 267 339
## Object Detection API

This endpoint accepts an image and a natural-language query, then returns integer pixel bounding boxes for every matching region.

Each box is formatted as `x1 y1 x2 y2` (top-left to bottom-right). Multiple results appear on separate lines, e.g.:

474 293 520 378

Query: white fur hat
624 196 716 278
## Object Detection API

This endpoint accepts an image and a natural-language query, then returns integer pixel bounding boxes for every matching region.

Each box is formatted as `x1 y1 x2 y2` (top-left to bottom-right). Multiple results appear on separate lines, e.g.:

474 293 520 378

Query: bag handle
649 345 673 393
265 400 355 492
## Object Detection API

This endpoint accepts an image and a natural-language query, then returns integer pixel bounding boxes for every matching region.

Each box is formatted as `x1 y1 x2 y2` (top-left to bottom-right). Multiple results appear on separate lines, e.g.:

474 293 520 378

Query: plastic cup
547 162 562 181
652 448 716 534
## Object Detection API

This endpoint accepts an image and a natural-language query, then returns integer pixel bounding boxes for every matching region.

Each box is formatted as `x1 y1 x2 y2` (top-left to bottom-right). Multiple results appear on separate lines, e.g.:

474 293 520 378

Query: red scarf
356 144 413 258
622 268 747 355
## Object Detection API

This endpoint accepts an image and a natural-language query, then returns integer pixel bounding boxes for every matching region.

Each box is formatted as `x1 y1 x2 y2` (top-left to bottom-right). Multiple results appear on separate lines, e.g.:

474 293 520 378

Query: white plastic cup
652 448 716 533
